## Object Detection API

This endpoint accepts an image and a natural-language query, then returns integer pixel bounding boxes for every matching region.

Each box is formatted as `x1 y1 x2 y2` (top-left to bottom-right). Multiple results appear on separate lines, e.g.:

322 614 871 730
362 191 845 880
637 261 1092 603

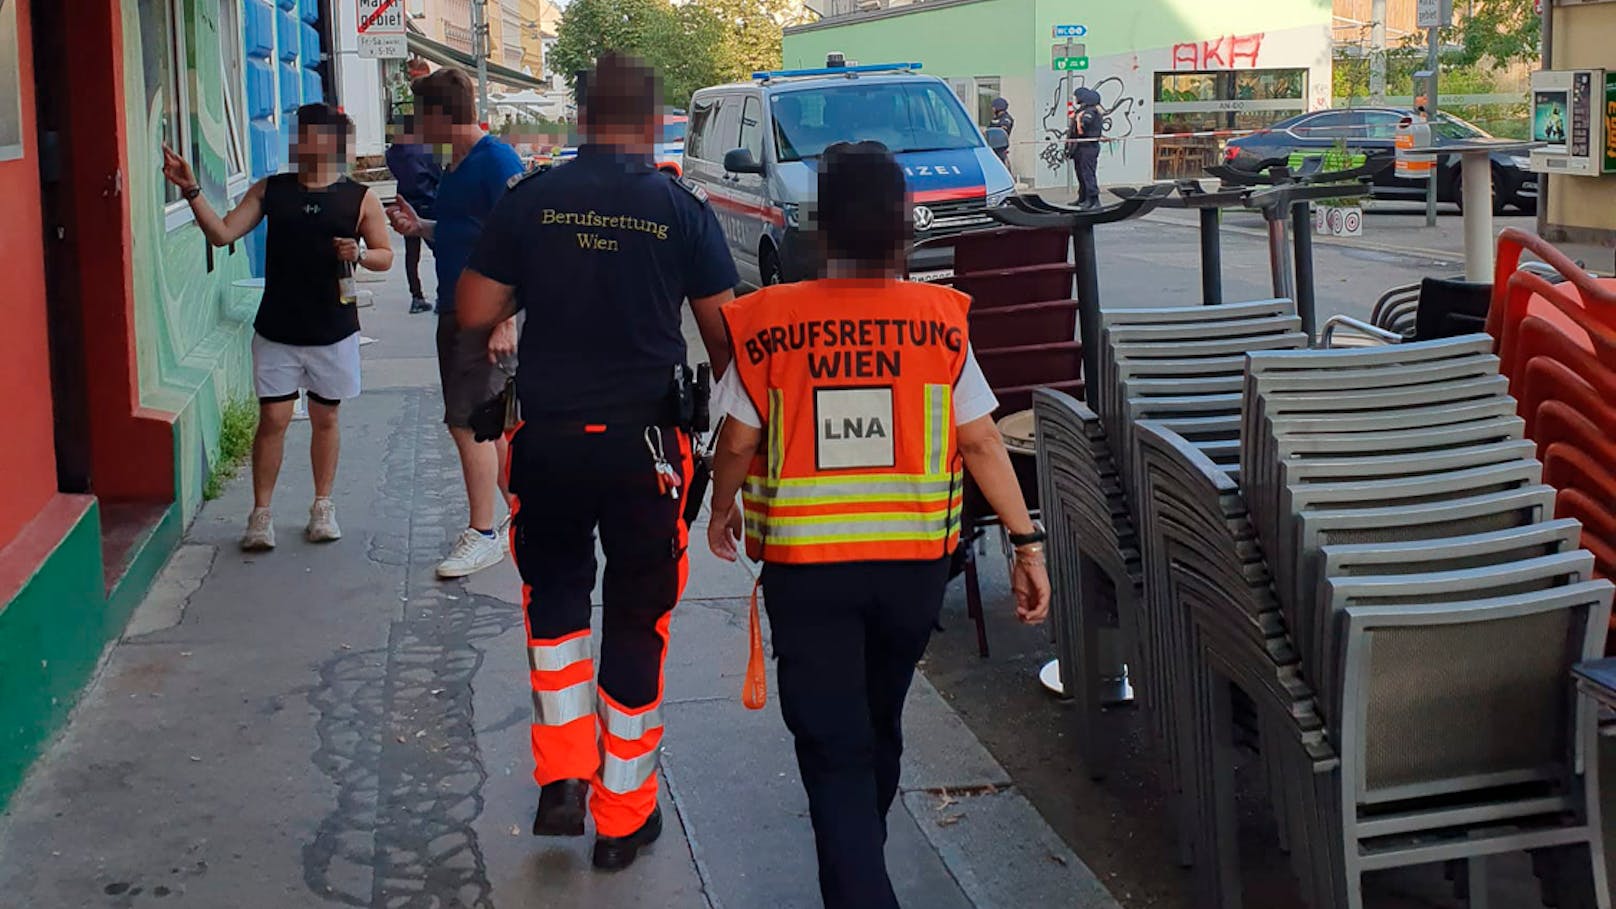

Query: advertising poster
0 0 21 162
1534 90 1570 148
1605 71 1616 174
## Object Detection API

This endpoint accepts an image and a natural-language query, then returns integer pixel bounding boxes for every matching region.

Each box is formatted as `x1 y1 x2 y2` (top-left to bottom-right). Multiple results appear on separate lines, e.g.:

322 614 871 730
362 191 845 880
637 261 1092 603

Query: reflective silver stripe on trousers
600 701 664 741
528 634 592 673
599 747 661 794
532 680 594 727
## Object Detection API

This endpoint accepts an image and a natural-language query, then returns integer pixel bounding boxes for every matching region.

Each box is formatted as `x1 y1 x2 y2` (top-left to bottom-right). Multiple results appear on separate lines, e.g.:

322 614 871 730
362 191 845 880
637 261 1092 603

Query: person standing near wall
1068 87 1104 209
160 103 395 550
386 68 525 579
989 96 1014 168
385 115 441 314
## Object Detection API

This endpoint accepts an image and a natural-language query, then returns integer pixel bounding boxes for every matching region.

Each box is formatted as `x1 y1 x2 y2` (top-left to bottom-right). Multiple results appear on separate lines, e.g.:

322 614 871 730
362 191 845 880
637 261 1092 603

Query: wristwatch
356 246 367 268
1007 523 1046 547
182 185 202 201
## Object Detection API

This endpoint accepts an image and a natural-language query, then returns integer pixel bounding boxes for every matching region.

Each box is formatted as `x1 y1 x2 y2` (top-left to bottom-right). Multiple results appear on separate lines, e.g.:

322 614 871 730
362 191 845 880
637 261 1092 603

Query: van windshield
771 82 982 162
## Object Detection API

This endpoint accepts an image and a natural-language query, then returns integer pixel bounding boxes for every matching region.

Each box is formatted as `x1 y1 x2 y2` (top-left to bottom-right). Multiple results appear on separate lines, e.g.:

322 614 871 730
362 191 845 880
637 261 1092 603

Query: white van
684 59 1016 288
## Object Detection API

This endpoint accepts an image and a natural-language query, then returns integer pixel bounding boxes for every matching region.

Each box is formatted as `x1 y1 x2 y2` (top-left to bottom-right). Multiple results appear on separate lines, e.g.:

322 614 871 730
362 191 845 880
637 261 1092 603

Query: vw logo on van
912 205 935 232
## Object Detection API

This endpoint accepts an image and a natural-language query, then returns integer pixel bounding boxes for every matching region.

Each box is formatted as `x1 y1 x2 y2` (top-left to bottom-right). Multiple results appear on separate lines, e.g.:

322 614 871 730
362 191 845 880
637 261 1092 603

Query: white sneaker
437 527 505 578
307 498 342 543
241 508 276 552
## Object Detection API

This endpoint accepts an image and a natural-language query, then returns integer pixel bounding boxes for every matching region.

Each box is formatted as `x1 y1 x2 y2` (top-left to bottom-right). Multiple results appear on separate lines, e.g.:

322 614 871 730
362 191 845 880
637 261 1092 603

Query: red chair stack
1489 228 1616 642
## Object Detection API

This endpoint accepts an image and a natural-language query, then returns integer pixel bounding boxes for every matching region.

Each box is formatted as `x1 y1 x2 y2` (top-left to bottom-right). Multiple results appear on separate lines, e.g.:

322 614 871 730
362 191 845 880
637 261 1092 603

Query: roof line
785 0 996 35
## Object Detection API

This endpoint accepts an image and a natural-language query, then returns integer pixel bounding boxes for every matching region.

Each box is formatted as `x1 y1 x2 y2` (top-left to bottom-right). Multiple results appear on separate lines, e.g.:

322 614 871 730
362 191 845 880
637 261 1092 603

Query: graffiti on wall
1036 75 1144 173
1172 33 1265 70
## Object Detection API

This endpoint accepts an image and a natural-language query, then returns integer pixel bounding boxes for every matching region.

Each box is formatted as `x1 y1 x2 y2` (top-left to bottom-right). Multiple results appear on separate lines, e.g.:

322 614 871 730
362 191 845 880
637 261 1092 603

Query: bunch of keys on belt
645 427 681 500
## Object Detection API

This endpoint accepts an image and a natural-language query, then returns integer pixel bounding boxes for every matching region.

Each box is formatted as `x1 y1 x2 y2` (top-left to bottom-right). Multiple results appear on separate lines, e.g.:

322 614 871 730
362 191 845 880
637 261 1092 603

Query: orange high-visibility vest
722 278 970 565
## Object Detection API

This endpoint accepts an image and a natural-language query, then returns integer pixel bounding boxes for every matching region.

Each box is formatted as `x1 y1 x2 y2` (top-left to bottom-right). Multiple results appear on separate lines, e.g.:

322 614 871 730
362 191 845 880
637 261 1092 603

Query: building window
974 77 1001 128
158 0 192 208
218 0 248 185
444 22 473 53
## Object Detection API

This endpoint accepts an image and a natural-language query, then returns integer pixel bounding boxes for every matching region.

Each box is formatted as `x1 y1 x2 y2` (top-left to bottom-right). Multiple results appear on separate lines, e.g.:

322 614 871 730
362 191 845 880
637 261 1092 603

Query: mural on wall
0 0 21 161
1036 74 1146 175
128 0 255 518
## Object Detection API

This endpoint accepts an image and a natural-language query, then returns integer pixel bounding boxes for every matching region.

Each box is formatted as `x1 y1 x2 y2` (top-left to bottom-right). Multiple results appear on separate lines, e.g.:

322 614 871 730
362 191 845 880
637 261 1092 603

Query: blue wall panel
277 9 299 62
300 22 319 67
302 70 323 104
300 0 320 25
244 1 275 57
245 59 275 119
278 61 302 112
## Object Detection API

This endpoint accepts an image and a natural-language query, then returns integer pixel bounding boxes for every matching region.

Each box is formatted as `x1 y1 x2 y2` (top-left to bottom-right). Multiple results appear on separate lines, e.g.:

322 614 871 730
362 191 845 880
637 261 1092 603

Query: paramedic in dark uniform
454 51 737 872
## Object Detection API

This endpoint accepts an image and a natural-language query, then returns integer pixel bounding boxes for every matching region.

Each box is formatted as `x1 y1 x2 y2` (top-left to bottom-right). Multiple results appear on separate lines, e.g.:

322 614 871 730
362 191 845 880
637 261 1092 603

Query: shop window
1152 67 1308 179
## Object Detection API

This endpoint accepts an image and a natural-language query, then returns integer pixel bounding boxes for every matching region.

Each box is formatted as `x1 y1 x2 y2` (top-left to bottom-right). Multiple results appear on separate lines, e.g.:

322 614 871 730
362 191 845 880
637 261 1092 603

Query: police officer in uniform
988 97 1014 167
707 141 1051 908
455 51 737 871
1068 87 1104 209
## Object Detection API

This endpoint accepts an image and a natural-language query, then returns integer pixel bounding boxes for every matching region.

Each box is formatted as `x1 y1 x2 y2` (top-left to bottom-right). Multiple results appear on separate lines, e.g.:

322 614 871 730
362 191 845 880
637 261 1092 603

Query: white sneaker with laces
437 527 505 578
241 508 276 552
307 498 342 543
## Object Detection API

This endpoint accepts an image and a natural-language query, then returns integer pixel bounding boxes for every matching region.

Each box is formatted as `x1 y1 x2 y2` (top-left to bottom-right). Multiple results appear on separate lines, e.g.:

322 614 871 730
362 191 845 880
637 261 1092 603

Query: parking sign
357 0 407 59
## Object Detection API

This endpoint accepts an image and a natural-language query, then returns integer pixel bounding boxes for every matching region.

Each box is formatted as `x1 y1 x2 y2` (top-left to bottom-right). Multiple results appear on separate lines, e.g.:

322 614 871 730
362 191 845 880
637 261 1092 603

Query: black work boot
592 807 663 871
532 779 588 837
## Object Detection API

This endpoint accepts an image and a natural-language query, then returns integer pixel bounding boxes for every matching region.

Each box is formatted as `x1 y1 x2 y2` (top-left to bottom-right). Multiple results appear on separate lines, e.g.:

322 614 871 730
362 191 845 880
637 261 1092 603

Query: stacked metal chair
1129 335 1613 908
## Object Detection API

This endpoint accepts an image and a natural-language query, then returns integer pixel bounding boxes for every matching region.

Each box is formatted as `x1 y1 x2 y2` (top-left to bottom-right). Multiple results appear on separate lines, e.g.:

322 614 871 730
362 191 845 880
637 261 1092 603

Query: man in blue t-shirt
387 67 525 579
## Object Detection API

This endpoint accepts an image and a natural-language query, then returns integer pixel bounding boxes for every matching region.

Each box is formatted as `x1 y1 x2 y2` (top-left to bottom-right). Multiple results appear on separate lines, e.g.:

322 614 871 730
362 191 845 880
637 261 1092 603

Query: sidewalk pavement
0 246 1119 908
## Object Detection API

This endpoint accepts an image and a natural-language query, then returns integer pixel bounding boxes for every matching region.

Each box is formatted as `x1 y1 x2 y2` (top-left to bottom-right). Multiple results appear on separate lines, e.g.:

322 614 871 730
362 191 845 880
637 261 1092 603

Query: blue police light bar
751 62 923 81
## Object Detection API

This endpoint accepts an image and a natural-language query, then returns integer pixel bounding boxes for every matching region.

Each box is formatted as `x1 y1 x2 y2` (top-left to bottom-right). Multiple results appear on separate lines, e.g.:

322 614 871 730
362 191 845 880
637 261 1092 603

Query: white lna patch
815 387 895 470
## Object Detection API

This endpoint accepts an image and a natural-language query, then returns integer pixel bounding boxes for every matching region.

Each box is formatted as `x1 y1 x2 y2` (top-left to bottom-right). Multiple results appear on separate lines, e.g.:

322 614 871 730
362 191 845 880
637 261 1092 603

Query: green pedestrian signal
1054 56 1090 71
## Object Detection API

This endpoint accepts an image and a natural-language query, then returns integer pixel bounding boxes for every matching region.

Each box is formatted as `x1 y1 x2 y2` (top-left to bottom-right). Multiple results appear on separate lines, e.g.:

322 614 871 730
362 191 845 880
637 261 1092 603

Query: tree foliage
1448 0 1541 68
550 0 809 110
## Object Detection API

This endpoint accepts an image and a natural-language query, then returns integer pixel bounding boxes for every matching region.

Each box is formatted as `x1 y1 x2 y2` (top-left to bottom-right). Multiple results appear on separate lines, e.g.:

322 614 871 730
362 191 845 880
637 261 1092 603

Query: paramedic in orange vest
707 141 1051 909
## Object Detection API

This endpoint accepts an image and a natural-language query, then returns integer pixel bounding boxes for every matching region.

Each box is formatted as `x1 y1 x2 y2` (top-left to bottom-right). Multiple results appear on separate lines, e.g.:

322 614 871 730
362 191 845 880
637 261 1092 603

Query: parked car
1222 107 1536 215
683 58 1016 287
552 110 688 175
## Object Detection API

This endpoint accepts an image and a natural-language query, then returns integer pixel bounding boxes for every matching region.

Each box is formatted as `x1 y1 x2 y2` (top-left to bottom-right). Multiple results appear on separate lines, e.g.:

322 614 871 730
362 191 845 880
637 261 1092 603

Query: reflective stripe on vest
532 679 594 727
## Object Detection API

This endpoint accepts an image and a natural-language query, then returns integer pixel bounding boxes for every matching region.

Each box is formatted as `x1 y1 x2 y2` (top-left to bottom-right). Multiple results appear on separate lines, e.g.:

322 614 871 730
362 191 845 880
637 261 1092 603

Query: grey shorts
253 332 362 403
436 315 515 428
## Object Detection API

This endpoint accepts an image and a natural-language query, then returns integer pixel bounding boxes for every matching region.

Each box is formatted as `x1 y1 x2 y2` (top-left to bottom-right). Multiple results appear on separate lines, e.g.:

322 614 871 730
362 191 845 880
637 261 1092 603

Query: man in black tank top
161 103 394 552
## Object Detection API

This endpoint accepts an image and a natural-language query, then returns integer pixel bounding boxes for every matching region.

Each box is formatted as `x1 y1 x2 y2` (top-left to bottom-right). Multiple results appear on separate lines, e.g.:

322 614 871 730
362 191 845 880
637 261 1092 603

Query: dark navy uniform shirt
467 144 739 418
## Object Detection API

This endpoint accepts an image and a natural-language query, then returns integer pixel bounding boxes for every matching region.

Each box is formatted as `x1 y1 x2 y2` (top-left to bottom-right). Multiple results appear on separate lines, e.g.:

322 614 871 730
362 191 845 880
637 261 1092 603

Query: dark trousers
1075 145 1101 205
404 235 424 298
761 558 950 909
508 422 690 708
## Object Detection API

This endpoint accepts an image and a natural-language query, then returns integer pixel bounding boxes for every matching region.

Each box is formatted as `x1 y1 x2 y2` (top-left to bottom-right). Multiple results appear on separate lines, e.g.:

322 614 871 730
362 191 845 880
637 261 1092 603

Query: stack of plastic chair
1032 298 1305 837
942 227 1077 657
1128 334 1612 908
1490 228 1616 642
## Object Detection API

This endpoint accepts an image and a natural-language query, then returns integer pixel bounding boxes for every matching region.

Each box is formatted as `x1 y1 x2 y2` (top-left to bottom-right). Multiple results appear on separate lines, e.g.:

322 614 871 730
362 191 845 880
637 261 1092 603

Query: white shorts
252 333 362 403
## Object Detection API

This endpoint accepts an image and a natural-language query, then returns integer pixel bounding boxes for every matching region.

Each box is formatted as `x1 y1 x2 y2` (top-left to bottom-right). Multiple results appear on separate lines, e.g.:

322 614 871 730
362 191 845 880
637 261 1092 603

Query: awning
405 31 548 93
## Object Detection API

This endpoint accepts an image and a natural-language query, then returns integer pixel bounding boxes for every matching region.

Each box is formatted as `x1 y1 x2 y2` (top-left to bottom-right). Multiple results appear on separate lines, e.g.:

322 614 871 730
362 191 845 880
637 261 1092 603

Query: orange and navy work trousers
505 420 692 839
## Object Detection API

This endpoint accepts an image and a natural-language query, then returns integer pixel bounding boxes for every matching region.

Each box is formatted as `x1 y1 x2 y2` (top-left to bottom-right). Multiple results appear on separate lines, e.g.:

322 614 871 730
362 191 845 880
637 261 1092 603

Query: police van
683 57 1016 288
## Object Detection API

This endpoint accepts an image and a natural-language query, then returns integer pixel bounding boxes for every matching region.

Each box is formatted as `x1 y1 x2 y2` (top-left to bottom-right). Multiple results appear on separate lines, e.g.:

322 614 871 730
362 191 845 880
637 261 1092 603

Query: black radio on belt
668 364 711 434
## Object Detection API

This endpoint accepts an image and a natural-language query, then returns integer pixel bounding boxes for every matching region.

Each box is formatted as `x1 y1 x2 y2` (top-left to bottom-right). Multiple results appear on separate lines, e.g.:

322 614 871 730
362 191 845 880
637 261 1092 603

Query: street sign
1416 0 1452 28
357 0 407 59
1051 42 1085 66
1054 57 1090 72
1052 24 1087 38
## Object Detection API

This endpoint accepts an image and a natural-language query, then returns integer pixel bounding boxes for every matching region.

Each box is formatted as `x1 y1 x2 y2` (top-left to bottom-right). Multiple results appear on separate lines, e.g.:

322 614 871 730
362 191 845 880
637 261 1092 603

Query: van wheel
761 246 783 286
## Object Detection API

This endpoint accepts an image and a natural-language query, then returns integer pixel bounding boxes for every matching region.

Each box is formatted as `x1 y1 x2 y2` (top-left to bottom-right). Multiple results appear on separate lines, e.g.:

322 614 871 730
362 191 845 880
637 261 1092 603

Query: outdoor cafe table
1404 138 1543 283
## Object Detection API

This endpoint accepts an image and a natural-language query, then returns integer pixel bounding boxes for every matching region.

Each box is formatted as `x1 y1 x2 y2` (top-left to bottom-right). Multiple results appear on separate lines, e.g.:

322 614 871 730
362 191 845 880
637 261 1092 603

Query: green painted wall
125 0 257 520
784 0 1033 75
0 503 106 799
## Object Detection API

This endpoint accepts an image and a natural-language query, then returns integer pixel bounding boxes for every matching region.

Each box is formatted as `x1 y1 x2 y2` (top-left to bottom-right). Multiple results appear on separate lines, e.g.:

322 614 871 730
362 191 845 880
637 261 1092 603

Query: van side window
709 97 743 160
687 97 717 161
739 96 764 162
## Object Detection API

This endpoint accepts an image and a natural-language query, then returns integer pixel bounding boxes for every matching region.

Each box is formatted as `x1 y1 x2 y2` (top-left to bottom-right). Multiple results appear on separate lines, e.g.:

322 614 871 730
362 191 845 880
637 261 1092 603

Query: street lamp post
471 0 492 125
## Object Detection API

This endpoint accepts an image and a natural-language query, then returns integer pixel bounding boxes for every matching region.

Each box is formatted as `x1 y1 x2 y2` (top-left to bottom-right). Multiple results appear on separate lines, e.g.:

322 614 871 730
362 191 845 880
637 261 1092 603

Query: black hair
295 103 353 156
817 141 908 267
413 68 478 125
582 50 660 131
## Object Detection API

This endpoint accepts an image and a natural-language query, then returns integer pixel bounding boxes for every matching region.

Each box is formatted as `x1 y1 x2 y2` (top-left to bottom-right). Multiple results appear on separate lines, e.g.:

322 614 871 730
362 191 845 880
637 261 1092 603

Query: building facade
1539 0 1616 245
0 0 328 805
783 0 1334 189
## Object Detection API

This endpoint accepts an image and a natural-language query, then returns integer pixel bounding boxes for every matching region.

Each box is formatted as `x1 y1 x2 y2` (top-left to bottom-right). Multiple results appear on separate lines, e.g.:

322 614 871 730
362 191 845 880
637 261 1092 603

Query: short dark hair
295 103 353 155
414 68 478 125
581 51 660 131
817 141 909 266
